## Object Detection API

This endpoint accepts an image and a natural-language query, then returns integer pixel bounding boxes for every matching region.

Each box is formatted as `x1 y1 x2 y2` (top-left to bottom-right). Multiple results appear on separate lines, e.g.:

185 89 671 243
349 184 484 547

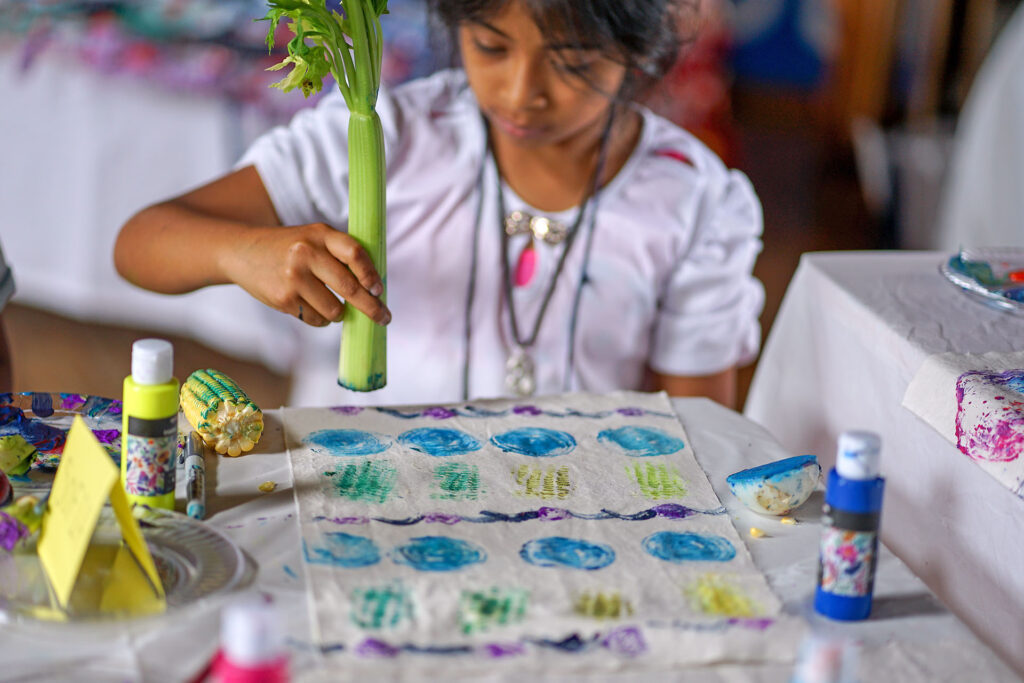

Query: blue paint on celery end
490 427 576 457
397 427 481 457
596 426 684 457
303 532 381 568
303 429 392 456
390 536 486 571
520 536 616 570
642 531 736 563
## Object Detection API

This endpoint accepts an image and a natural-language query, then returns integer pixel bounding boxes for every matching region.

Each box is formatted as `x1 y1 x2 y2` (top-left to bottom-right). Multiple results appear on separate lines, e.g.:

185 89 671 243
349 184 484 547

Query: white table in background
2 398 1014 682
744 251 1024 677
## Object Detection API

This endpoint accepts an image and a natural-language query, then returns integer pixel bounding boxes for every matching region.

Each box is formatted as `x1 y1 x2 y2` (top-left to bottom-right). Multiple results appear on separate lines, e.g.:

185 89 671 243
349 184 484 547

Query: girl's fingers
324 233 384 297
293 296 330 327
308 254 391 326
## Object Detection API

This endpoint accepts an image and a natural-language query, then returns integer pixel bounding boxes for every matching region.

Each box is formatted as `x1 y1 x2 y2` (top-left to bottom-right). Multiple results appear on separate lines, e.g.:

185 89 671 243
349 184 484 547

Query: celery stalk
261 0 388 391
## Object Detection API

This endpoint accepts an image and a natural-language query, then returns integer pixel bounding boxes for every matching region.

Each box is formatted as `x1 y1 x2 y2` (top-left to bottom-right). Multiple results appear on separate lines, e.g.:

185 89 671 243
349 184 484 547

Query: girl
114 0 764 408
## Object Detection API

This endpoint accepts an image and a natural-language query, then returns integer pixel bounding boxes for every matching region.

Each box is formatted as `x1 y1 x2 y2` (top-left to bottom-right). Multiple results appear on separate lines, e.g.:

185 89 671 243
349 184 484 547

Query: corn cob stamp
181 369 263 457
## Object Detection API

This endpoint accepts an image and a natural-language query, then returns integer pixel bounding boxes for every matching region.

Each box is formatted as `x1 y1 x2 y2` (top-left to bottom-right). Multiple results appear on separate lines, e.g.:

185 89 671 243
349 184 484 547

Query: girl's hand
224 222 390 328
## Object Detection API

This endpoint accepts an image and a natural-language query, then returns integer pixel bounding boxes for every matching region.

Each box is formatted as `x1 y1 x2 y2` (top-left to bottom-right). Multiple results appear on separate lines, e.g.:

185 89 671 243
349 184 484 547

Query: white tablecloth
744 251 1024 677
2 397 1014 682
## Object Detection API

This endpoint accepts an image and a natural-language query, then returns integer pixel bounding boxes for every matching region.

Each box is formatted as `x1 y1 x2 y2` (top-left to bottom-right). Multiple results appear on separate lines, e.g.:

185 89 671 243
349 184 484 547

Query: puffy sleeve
0 242 14 312
649 168 765 376
235 86 400 229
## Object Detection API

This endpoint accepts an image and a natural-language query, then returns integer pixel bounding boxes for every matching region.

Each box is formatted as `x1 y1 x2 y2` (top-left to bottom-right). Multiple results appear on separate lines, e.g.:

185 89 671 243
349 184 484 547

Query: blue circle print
491 427 576 457
390 536 487 572
597 426 684 457
397 427 482 457
520 536 616 570
303 532 381 569
303 429 392 456
642 531 736 563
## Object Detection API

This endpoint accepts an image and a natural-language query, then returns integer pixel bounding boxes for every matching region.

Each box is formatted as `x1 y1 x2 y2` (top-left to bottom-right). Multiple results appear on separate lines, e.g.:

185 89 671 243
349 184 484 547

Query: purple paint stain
423 407 457 420
652 503 696 519
955 369 1024 463
537 506 571 521
482 642 526 658
0 511 28 551
356 638 401 658
319 515 370 525
30 393 54 418
91 429 120 445
423 513 461 525
728 617 775 631
512 405 542 416
60 394 87 411
331 406 364 415
616 407 645 417
601 627 647 657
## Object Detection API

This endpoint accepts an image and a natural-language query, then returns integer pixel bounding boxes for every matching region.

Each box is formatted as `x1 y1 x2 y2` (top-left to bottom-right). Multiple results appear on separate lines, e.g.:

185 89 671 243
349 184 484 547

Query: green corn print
626 461 687 500
350 581 414 629
458 587 529 634
513 464 571 499
432 462 483 500
326 460 397 503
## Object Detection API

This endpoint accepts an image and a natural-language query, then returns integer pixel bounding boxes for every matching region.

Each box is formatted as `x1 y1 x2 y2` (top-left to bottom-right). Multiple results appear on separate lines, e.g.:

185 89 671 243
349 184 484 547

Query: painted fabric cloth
284 392 799 676
0 241 13 311
241 69 764 407
903 350 1024 498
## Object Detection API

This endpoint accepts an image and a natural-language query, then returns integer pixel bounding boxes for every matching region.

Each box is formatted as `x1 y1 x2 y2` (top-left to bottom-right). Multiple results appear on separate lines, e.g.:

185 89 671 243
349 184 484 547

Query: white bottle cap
221 596 285 668
131 339 173 386
836 430 881 480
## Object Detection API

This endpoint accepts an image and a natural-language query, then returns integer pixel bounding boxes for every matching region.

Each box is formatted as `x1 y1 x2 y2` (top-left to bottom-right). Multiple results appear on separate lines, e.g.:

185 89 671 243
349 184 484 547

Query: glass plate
0 505 256 621
939 247 1024 314
0 393 123 491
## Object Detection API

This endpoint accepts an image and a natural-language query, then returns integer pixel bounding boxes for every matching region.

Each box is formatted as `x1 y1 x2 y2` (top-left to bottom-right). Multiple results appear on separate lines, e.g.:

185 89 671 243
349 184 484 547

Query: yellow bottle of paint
120 339 179 510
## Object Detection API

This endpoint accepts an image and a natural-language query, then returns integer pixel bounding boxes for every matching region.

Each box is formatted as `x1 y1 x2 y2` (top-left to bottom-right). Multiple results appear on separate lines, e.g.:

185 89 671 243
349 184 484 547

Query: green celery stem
338 110 387 391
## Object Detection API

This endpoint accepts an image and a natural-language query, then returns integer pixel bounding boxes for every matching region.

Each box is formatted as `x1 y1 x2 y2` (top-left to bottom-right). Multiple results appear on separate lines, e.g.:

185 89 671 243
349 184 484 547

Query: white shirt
239 70 764 407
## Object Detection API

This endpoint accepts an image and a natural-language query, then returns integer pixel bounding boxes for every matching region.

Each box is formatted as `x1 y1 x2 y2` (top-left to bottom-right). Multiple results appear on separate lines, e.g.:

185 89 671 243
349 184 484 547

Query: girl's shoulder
627 106 733 187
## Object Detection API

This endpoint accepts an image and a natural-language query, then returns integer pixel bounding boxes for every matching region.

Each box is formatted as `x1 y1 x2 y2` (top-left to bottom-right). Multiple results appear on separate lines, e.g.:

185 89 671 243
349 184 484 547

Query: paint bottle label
123 415 177 497
816 504 879 598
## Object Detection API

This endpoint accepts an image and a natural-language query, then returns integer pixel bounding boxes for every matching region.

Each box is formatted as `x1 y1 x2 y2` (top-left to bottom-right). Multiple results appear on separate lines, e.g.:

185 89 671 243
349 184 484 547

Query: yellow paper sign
37 416 164 611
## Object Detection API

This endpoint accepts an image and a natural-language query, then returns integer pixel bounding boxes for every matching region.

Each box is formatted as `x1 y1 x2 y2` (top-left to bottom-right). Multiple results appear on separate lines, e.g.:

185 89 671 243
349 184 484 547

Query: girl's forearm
114 165 282 295
115 201 269 294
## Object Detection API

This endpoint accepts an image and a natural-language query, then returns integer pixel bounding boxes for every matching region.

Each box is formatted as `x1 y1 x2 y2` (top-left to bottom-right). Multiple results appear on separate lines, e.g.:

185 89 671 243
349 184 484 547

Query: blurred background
1 0 1021 408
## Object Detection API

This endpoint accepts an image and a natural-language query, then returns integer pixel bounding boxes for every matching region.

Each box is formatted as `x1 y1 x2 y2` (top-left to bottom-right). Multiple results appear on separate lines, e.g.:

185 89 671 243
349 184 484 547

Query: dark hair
426 0 695 98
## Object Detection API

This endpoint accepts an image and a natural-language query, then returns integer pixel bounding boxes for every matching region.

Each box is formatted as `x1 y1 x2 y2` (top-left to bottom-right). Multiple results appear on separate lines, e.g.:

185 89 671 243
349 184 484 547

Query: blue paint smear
30 393 54 418
283 565 298 579
390 536 486 572
490 428 576 457
726 455 818 485
597 426 684 457
304 429 392 456
303 532 381 568
397 427 481 457
520 536 616 570
642 531 736 563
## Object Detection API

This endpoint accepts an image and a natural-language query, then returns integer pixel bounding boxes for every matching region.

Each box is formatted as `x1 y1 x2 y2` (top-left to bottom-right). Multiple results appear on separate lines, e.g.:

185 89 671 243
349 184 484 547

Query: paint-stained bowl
726 455 821 516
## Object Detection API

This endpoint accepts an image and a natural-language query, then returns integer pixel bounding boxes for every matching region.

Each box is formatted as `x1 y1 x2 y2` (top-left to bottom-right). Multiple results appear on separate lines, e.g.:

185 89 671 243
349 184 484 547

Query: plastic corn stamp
181 369 264 457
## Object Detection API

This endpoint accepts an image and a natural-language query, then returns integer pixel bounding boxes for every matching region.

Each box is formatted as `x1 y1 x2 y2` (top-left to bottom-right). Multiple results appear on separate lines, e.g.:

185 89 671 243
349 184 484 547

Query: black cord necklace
461 110 616 399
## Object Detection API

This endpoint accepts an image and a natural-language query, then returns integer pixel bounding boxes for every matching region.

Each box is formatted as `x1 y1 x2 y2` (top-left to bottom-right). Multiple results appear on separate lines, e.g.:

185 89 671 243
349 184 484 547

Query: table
744 251 1024 677
2 397 1014 682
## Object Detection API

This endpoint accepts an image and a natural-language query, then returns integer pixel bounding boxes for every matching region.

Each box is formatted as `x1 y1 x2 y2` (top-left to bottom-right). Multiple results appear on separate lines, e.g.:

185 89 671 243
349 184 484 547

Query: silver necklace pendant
504 210 568 245
505 346 536 397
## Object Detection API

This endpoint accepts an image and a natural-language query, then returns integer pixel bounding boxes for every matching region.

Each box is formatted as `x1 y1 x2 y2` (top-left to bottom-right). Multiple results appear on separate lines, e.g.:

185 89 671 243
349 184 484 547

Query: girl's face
458 1 628 151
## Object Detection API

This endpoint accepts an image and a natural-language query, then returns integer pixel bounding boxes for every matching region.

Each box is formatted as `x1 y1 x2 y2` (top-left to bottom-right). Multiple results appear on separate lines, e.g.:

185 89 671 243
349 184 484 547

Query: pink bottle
209 597 289 683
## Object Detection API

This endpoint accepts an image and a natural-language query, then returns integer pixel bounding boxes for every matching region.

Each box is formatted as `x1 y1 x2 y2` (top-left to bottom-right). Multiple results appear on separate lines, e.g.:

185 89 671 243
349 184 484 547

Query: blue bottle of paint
814 430 885 621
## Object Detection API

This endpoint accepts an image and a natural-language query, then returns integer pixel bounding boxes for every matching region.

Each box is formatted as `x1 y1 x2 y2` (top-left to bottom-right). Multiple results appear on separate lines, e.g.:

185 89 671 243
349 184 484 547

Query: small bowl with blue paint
726 455 820 516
